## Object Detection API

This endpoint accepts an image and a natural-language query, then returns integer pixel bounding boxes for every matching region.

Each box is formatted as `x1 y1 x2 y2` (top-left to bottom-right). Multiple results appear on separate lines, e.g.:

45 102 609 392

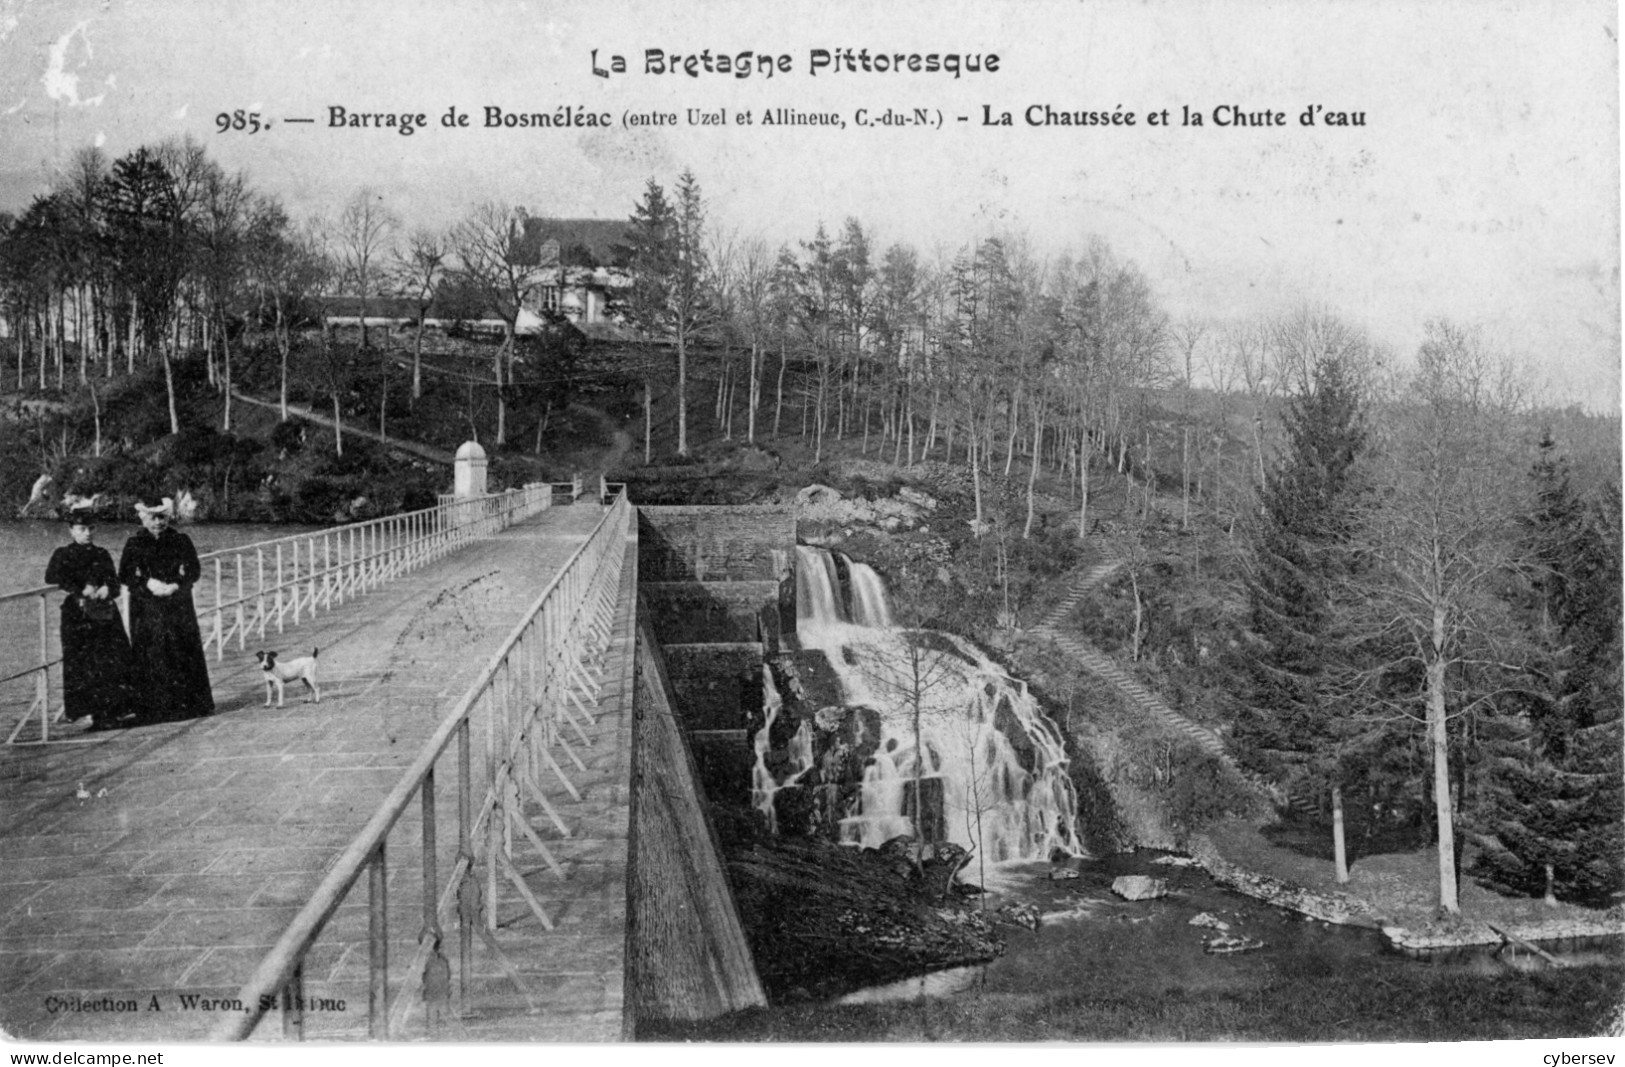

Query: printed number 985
216 111 265 134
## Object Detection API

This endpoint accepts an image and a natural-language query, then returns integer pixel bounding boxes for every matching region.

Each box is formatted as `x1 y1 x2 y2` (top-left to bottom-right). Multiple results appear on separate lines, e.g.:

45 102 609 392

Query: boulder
995 902 1041 931
1049 867 1081 881
797 483 844 507
898 486 938 510
1203 934 1265 955
1188 912 1231 931
1110 875 1169 901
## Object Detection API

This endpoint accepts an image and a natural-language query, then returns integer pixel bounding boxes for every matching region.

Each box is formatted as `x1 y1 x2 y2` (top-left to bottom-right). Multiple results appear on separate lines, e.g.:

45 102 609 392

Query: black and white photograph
0 0 1620 1053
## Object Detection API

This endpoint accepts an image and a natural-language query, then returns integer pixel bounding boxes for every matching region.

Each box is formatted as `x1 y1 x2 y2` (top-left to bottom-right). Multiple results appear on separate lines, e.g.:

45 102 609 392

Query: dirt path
568 402 634 487
230 390 456 465
233 390 636 500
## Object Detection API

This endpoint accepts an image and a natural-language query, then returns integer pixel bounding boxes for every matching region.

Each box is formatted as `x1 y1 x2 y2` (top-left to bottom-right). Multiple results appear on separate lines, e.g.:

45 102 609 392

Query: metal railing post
281 963 305 1041
457 718 472 1013
275 543 285 634
256 549 266 641
213 558 223 659
369 842 389 1039
37 593 50 741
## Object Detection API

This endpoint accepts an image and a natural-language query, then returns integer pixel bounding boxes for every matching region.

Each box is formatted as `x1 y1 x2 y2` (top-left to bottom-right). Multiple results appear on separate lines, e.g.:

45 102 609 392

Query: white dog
255 648 321 706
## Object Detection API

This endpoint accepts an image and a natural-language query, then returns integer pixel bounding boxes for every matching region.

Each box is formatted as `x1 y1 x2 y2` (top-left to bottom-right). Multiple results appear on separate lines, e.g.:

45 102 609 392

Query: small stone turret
453 441 487 499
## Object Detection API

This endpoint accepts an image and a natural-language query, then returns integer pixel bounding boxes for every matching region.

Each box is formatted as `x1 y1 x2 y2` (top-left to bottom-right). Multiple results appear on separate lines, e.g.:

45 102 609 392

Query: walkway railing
216 490 632 1041
4 485 554 745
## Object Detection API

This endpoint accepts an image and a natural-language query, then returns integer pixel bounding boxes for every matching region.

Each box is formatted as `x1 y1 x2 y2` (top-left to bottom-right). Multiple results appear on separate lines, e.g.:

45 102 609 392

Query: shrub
270 418 309 456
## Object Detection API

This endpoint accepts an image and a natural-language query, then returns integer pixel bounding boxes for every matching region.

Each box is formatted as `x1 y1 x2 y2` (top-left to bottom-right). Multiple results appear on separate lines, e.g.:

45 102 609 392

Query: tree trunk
126 296 138 376
412 318 425 402
162 347 180 436
748 341 760 443
204 312 216 387
1024 413 1042 538
277 301 290 421
494 330 508 446
1428 606 1459 914
1130 569 1143 662
676 331 689 456
906 394 916 467
1181 426 1191 530
644 378 652 463
533 402 549 455
969 424 984 535
220 311 234 432
774 341 786 438
1332 785 1349 883
1004 391 1020 477
333 391 344 457
1078 440 1091 540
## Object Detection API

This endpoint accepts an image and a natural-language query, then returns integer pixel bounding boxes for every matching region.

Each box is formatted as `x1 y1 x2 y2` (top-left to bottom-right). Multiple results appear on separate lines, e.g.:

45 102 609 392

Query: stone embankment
1040 553 1622 958
1184 836 1623 955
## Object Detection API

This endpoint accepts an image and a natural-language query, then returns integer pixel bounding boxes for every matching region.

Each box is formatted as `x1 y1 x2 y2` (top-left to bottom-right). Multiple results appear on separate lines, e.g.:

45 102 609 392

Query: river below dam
841 849 1624 1009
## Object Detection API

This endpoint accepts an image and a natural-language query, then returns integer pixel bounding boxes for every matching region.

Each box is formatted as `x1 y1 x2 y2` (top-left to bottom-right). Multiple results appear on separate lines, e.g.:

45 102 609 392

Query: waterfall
759 545 1082 863
795 544 848 631
845 558 895 629
751 665 813 834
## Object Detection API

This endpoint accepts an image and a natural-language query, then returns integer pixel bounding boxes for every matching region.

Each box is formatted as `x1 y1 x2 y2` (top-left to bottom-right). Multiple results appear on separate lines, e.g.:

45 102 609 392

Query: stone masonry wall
637 506 795 584
641 582 779 645
660 643 765 732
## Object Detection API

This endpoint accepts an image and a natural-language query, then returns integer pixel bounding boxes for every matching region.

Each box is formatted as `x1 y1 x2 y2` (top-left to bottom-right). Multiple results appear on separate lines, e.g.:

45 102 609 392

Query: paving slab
0 505 635 1043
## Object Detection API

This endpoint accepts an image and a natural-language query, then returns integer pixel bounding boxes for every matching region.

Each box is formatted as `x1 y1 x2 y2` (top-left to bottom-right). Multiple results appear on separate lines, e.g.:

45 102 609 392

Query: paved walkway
0 503 629 1043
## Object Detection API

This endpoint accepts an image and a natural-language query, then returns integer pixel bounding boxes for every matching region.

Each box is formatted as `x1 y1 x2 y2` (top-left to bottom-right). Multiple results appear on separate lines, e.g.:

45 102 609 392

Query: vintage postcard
0 0 1618 1059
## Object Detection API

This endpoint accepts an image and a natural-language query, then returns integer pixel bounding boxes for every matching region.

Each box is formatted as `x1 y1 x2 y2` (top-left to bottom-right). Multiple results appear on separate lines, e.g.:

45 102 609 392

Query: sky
0 0 1618 411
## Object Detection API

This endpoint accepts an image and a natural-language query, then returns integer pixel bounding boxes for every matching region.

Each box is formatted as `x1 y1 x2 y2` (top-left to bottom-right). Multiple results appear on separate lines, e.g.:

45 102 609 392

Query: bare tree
196 165 249 431
246 200 327 421
1172 318 1210 532
731 235 777 443
330 188 398 351
394 227 449 403
452 201 541 446
1339 320 1530 914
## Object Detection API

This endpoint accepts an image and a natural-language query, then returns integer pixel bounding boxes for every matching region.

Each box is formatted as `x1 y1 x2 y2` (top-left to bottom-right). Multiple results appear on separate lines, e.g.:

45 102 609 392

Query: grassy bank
642 953 1622 1042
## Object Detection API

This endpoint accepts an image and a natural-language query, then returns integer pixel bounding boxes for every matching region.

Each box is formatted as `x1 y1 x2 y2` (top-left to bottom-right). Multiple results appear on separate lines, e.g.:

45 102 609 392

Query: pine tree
613 173 717 457
1471 440 1623 905
1240 355 1368 879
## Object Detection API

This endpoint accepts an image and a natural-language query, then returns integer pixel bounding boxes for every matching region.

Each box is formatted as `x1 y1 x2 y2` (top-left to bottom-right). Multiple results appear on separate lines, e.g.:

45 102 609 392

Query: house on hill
323 215 634 340
512 215 633 333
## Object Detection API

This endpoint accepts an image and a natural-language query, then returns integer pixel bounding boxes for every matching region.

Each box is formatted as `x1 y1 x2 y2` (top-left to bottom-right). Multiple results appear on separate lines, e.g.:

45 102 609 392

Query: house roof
515 217 631 269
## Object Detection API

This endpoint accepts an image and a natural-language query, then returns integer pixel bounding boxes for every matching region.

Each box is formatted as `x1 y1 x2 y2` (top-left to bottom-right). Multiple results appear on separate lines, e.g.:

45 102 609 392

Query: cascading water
752 666 814 834
845 557 894 629
753 545 1082 863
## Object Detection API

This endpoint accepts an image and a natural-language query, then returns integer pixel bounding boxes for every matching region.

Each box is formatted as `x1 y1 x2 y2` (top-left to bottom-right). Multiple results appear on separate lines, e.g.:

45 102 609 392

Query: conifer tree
615 172 718 456
1471 439 1623 904
1240 355 1367 879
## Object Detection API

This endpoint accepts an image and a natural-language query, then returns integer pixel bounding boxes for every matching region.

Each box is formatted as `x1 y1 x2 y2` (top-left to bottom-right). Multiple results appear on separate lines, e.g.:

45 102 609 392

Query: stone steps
1038 628 1232 762
1032 548 1235 768
1034 553 1125 631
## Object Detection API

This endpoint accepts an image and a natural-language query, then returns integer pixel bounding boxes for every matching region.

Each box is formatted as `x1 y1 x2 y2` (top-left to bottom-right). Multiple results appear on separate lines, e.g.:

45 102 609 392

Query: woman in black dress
45 511 139 731
119 496 215 722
